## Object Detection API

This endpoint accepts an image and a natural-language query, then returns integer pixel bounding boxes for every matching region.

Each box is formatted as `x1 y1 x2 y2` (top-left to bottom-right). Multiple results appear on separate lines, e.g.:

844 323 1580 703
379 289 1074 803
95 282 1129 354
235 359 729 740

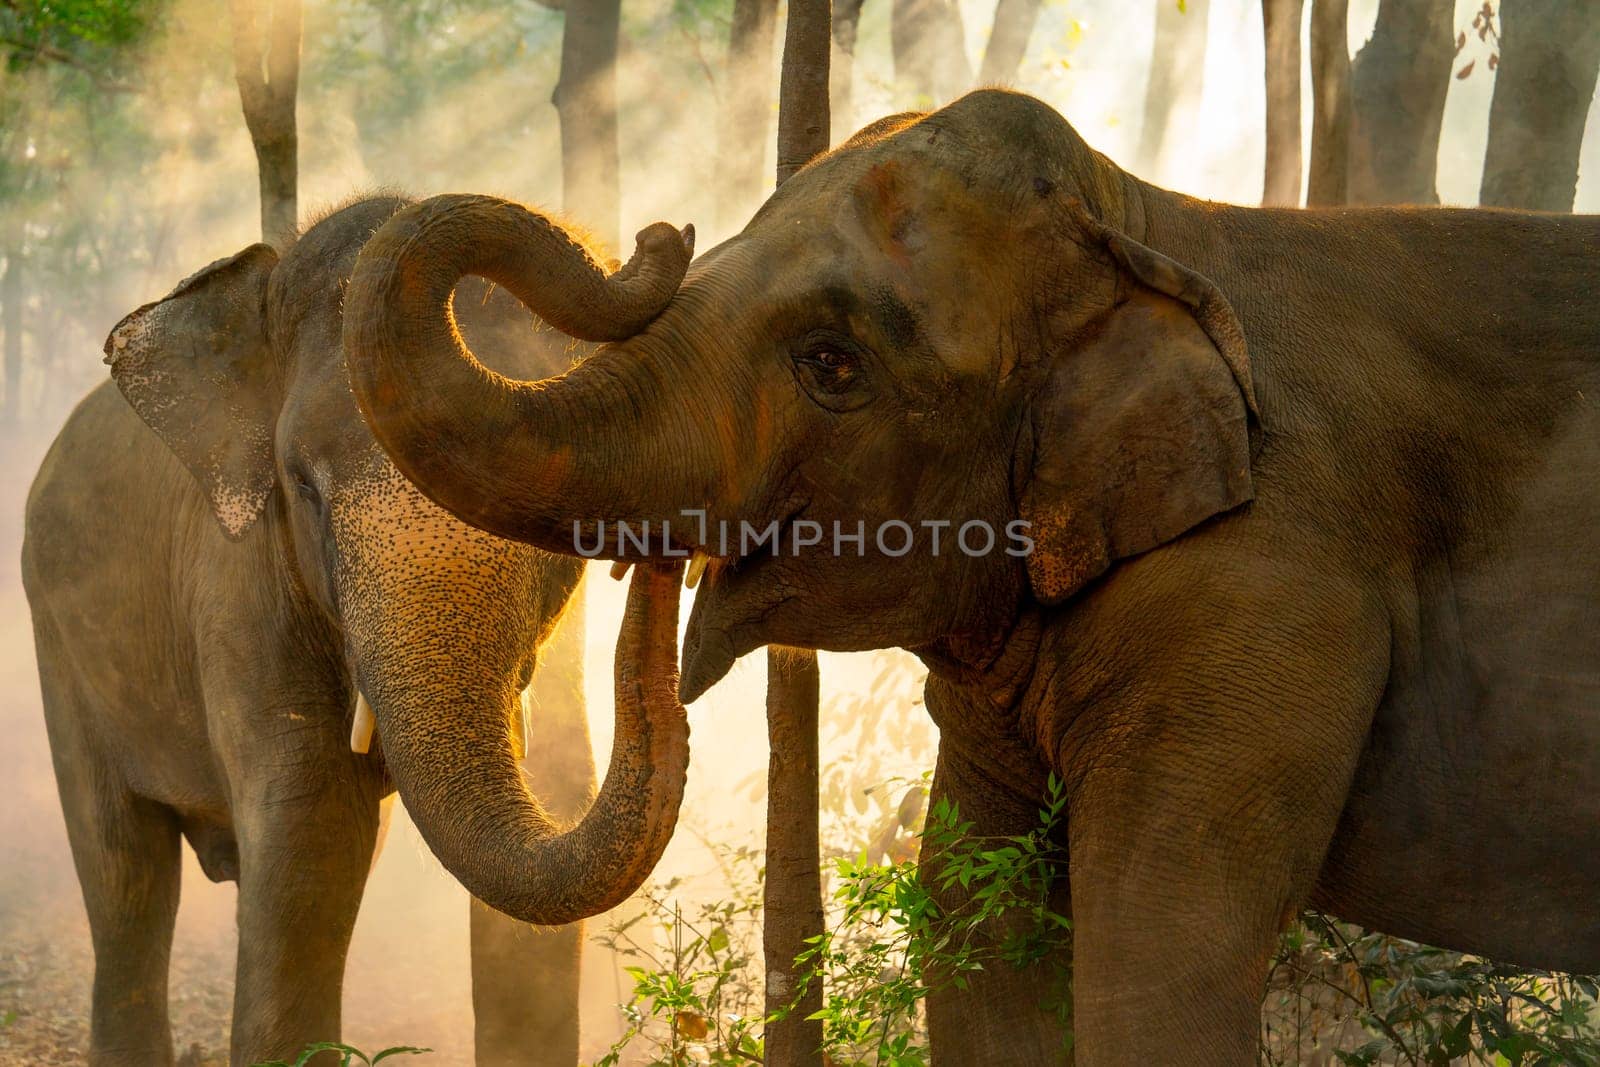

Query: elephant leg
923 744 1073 1065
40 641 181 1067
471 594 595 1066
228 776 381 1066
37 627 181 1067
1060 585 1385 1065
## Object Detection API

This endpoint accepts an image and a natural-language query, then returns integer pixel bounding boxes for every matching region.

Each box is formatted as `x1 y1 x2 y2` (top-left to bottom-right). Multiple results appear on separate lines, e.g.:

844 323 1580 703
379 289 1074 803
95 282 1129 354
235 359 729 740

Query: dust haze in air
0 0 1594 1060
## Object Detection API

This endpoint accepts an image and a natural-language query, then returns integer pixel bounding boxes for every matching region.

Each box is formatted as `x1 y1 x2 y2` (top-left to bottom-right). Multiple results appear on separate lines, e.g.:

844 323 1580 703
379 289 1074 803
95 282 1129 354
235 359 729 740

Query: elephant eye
289 465 321 506
790 330 871 413
794 333 862 381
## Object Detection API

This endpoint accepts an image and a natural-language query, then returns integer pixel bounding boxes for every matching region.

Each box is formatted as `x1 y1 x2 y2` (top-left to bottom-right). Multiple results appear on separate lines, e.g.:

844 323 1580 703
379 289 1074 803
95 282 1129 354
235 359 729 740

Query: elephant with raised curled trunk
22 194 691 1066
343 89 1600 1065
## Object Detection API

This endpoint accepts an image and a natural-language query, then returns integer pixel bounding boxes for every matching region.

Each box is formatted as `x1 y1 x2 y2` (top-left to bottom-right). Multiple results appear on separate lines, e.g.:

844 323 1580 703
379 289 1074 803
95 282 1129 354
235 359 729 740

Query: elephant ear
104 244 280 540
1019 213 1259 604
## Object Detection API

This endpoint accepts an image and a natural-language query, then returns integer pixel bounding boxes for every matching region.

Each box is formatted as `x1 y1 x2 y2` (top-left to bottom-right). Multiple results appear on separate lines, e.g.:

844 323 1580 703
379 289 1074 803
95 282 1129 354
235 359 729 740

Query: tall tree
2 246 20 425
892 0 970 106
1348 0 1454 204
1261 0 1305 205
1304 0 1457 207
763 649 824 1067
718 0 781 231
230 0 302 244
979 0 1043 86
0 1 155 423
554 0 623 252
777 0 832 183
766 11 830 1065
1481 0 1600 212
1138 0 1210 179
830 0 867 142
1307 0 1350 205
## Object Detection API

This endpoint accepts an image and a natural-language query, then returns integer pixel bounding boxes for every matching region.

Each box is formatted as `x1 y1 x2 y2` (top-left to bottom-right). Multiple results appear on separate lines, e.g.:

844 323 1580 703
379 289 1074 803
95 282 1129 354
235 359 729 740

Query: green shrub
1263 913 1600 1066
253 1042 429 1066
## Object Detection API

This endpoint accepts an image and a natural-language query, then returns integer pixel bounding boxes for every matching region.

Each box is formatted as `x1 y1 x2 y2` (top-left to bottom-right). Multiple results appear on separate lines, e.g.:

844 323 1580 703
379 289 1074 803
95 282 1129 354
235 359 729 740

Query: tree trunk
766 20 830 1064
830 0 867 142
763 649 824 1067
718 0 780 232
1261 0 1305 206
1307 0 1350 206
1347 0 1454 204
230 0 301 245
2 249 20 425
554 0 624 252
777 0 832 184
978 0 1043 86
1481 0 1600 212
1137 0 1210 179
891 0 971 106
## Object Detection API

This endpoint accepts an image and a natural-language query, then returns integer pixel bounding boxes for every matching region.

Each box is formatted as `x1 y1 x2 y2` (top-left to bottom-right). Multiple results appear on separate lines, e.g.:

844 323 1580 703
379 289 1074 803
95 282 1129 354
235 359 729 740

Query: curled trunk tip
371 561 690 926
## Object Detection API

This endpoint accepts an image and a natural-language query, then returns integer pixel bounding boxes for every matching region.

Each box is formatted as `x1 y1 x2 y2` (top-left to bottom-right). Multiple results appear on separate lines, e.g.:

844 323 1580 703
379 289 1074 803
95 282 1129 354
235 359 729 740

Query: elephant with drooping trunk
345 89 1600 1065
22 195 689 1067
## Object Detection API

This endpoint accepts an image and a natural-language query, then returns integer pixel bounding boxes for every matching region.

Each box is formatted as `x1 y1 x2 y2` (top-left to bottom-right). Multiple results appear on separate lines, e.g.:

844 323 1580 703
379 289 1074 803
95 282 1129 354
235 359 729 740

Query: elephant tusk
684 551 710 589
351 692 376 754
609 560 633 581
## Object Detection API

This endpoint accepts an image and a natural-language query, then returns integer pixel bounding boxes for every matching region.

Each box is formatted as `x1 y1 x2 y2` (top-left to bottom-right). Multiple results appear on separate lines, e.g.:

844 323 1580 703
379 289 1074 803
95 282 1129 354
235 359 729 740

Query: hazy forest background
0 0 1597 1064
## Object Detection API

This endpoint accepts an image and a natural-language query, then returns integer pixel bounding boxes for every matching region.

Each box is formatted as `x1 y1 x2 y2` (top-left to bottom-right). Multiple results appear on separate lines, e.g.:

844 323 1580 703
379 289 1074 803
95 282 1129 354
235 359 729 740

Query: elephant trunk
337 462 688 925
342 194 717 556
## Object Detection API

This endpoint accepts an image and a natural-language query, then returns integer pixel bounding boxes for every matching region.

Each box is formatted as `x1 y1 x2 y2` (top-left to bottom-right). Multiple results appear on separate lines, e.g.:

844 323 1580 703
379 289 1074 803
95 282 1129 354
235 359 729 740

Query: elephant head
103 196 690 924
342 90 1258 705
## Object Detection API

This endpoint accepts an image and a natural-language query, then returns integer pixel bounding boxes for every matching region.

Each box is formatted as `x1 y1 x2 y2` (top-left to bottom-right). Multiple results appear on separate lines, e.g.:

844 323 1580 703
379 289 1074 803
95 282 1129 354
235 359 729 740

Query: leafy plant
253 1042 430 1067
591 840 768 1066
592 772 1072 1067
790 775 1072 1067
1262 913 1600 1066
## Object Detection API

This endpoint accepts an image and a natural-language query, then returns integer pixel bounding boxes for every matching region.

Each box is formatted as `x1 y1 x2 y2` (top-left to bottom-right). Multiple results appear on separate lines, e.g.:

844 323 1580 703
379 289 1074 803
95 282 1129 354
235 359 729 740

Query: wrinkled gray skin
343 91 1600 1065
22 197 603 1067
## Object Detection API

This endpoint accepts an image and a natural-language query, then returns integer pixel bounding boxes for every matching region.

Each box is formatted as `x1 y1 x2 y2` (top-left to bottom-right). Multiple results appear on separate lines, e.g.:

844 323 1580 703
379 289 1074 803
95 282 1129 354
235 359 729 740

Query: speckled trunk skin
333 459 691 928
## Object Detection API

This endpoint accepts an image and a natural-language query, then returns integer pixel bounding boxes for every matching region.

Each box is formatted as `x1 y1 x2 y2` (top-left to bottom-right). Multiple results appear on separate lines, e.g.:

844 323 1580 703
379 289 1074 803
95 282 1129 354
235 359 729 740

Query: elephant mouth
678 502 811 703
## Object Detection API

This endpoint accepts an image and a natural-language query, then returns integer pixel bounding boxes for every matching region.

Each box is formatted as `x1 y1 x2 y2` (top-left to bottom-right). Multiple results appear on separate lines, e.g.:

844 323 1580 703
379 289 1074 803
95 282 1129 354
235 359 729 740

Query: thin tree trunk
230 0 301 245
830 0 867 143
1481 0 1600 212
1262 0 1305 206
979 0 1043 86
766 19 830 1064
777 0 832 183
1347 0 1453 204
718 0 780 231
1307 0 1350 206
554 0 623 252
2 250 21 425
763 649 823 1067
891 0 971 105
1138 0 1210 178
